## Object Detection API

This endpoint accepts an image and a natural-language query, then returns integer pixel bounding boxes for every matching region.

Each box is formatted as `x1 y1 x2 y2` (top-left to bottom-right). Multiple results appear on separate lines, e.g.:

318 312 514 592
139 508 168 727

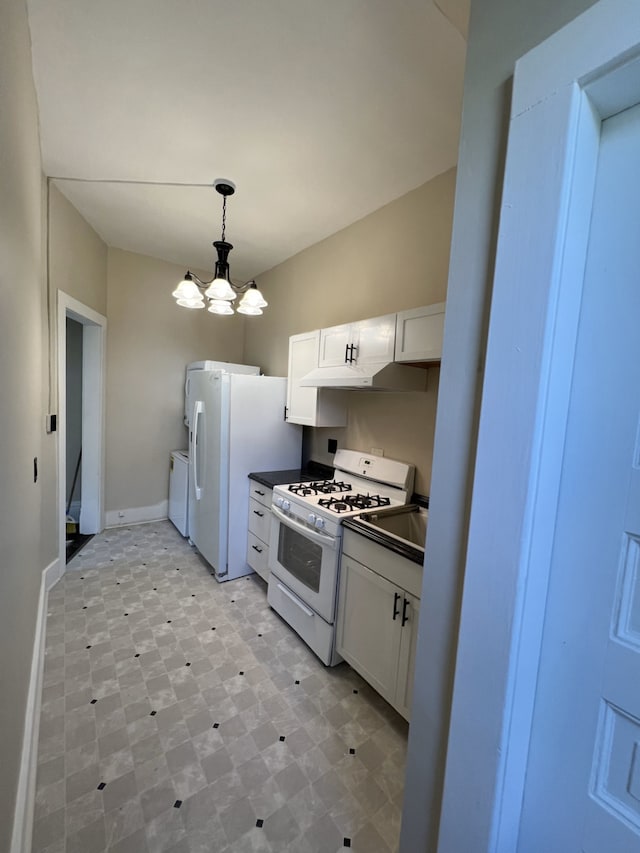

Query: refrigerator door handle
192 400 204 500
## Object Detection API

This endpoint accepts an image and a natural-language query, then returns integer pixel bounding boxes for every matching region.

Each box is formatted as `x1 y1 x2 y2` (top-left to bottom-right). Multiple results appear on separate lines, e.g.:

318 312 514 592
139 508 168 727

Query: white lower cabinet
394 590 419 719
336 532 421 721
246 482 272 581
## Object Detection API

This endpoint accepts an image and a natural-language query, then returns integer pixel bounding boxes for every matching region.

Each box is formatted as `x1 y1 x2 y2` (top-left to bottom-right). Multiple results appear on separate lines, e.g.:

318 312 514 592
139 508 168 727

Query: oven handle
276 582 314 617
271 505 339 550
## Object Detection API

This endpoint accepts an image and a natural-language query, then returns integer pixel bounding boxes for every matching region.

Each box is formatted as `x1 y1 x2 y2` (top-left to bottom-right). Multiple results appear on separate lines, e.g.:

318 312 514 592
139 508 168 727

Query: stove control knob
282 499 291 512
314 517 325 531
275 497 284 509
307 513 316 526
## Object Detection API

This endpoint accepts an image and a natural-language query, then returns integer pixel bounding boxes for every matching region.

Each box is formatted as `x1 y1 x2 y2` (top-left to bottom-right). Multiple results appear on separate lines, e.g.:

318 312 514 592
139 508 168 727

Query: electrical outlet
371 447 384 456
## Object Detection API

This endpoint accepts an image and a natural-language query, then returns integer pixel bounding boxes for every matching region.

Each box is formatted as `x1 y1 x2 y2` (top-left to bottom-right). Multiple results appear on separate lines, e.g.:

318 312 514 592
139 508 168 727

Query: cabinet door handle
348 343 357 363
392 592 401 621
251 544 263 553
344 344 350 364
253 510 265 517
255 489 265 496
401 597 410 627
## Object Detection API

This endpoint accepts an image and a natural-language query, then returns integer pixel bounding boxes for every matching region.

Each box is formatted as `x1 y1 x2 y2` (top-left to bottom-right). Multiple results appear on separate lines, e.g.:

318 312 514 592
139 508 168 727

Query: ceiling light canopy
172 179 267 316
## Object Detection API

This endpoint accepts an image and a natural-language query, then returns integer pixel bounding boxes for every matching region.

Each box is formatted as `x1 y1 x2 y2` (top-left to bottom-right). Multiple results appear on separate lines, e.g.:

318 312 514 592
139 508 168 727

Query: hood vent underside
299 362 427 392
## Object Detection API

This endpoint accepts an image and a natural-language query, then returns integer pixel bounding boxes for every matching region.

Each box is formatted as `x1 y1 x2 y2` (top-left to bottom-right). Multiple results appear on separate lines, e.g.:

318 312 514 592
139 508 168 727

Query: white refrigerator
188 369 302 582
184 360 260 426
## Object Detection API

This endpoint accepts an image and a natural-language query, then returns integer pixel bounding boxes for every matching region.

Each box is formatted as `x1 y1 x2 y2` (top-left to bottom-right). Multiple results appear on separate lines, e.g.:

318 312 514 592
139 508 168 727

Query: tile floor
33 521 408 853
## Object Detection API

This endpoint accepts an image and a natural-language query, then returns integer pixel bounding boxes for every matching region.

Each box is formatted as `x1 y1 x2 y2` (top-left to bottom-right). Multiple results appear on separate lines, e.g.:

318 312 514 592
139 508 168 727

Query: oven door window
277 523 322 593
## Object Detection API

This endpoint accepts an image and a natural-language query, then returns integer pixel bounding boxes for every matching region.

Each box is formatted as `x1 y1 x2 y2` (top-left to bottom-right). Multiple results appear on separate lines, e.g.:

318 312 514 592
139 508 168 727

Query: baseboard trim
10 556 58 853
44 553 65 591
105 500 168 529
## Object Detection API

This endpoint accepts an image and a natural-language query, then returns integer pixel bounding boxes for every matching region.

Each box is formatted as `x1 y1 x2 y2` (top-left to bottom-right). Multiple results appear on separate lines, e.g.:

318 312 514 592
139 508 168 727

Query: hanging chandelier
171 179 268 316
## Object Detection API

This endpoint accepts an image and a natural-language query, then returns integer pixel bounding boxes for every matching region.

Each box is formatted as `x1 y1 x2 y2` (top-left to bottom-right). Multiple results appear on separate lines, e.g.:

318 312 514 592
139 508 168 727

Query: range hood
299 361 427 391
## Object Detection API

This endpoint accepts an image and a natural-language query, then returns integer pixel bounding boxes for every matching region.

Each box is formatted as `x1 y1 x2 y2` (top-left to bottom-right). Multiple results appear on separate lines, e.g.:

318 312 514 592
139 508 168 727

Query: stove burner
317 497 352 513
347 493 392 510
288 479 352 496
317 493 392 514
288 484 317 497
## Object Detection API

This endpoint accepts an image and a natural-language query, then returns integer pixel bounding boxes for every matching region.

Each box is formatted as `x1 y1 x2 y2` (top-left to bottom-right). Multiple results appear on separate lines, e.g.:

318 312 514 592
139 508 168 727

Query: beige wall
39 185 108 561
305 379 439 497
50 183 108 316
105 249 247 516
400 0 600 850
246 169 455 376
0 0 46 847
244 168 456 495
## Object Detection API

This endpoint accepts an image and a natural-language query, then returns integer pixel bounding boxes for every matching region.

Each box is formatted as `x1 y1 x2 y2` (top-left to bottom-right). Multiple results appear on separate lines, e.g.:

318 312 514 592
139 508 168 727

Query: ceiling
27 0 469 282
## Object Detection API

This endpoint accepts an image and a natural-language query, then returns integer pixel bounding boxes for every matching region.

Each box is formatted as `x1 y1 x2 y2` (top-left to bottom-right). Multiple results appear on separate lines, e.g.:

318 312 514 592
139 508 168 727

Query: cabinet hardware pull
253 510 264 517
401 598 410 627
255 490 265 496
392 592 401 620
344 344 350 364
284 405 288 421
251 545 263 553
348 343 357 363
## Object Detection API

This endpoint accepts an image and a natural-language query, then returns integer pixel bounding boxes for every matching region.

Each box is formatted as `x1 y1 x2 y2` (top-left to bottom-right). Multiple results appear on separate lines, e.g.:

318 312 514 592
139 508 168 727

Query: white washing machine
169 450 189 537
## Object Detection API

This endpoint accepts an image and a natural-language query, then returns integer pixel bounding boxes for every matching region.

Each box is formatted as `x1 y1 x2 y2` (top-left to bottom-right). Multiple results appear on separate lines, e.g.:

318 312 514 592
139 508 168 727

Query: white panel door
517 102 640 852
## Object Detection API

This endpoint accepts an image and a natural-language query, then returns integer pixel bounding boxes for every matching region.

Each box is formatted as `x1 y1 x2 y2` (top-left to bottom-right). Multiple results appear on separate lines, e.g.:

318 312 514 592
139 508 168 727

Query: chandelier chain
221 195 227 242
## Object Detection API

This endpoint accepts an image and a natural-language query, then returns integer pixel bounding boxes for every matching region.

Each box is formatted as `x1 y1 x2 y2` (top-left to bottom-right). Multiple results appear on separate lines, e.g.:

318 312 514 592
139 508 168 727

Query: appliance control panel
334 449 414 492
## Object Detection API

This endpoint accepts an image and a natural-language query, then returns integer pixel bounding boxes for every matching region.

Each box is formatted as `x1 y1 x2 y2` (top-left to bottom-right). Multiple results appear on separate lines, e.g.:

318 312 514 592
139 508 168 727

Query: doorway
64 317 89 561
57 292 107 569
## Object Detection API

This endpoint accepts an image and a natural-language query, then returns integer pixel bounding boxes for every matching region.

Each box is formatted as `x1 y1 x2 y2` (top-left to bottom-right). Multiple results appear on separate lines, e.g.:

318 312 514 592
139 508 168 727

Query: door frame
437 2 640 851
57 291 107 568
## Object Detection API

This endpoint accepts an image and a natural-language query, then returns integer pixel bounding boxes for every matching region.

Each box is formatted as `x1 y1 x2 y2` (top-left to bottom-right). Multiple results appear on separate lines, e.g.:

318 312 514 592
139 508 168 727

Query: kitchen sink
356 503 428 551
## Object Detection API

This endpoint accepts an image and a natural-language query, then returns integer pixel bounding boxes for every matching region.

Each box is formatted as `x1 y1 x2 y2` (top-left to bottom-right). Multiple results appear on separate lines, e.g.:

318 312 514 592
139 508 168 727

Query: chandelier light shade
172 179 268 317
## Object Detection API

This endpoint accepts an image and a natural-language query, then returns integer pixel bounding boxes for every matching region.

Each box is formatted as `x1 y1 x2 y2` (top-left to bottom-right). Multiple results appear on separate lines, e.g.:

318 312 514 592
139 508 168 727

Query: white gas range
267 449 415 665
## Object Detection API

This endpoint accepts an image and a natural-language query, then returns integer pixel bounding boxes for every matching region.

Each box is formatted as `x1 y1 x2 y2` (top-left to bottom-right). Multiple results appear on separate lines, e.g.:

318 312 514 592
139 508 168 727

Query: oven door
268 506 340 623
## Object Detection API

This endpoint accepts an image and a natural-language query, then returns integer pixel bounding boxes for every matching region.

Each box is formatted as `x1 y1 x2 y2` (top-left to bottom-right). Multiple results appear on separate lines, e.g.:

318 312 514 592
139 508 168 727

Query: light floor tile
33 521 407 852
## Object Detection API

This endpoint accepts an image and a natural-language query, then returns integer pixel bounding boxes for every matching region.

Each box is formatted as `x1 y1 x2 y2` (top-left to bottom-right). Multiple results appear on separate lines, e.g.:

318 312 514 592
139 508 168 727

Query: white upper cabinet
317 323 352 368
319 314 397 368
395 302 445 363
286 330 348 427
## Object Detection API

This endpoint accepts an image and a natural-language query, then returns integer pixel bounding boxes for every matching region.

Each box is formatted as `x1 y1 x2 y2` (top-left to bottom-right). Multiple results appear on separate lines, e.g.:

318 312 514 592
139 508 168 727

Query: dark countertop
248 461 334 489
343 513 425 565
